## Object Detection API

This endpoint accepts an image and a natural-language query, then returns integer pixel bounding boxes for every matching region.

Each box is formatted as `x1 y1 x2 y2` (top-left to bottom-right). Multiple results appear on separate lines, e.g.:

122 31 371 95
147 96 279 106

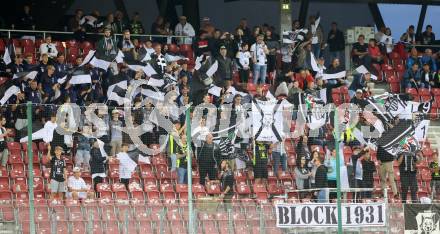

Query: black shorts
254 163 268 179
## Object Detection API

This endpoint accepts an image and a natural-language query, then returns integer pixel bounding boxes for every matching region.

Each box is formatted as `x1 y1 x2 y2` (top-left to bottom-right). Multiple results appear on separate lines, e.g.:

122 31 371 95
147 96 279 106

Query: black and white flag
0 83 20 105
282 29 308 44
404 204 440 234
2 47 12 65
107 73 129 105
376 119 417 156
251 98 290 142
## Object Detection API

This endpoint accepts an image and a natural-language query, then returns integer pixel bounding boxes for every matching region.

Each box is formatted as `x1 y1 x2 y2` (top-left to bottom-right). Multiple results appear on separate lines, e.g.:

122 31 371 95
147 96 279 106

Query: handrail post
27 102 35 234
186 105 194 234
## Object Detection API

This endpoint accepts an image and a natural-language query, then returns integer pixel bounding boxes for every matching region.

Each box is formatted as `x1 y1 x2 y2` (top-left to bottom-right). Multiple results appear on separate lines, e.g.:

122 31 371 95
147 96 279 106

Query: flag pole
27 102 36 234
334 108 342 234
185 104 194 234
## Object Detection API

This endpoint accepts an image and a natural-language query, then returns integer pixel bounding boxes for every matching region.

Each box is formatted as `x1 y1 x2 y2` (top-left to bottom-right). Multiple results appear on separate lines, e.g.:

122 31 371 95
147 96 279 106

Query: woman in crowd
295 156 312 199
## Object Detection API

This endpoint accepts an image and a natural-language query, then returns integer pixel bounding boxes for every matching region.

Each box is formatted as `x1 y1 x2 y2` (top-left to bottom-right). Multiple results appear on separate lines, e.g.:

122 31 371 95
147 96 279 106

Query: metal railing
0 28 193 42
0 197 428 234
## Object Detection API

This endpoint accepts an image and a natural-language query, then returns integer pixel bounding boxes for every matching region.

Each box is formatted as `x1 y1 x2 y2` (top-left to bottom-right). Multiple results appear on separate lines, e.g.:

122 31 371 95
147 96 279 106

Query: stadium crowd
0 5 439 210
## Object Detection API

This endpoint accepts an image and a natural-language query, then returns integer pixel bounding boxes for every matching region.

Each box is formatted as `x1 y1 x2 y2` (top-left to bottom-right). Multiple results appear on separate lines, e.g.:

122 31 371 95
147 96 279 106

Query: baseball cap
220 45 226 50
73 167 81 172
112 109 119 114
356 89 363 93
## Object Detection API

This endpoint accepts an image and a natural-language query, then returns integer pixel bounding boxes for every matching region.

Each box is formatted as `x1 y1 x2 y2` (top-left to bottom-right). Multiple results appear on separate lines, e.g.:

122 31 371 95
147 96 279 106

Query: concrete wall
66 0 375 35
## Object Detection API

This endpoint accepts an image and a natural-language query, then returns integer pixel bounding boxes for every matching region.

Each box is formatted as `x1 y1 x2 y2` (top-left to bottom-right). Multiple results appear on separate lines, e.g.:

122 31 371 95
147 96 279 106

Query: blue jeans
177 167 188 184
170 154 177 171
312 44 321 58
272 151 287 172
253 64 267 84
317 188 328 203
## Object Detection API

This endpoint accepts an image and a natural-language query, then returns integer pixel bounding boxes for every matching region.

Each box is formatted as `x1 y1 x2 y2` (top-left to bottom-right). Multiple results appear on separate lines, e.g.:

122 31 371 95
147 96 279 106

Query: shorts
254 163 268 179
50 180 66 193
67 191 87 199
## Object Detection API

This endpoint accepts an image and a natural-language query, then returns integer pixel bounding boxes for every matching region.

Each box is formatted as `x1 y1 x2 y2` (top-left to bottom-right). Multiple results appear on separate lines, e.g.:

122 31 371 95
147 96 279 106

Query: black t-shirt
352 42 368 56
50 156 66 182
361 160 376 185
221 170 234 195
255 143 269 164
398 153 417 173
430 161 440 180
315 165 328 188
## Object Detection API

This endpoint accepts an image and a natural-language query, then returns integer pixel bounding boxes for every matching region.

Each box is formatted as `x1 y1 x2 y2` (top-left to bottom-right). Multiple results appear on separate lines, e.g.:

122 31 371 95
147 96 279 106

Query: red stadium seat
394 63 405 79
406 88 419 101
0 167 7 179
387 75 400 93
10 164 25 178
206 181 221 195
81 41 94 53
0 76 9 86
419 88 432 102
96 183 113 199
0 177 9 192
192 184 206 197
7 142 22 155
235 182 251 196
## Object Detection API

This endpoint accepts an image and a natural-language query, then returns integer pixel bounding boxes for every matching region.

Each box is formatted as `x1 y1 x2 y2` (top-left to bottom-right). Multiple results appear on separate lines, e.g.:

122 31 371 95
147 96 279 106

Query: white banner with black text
276 203 386 228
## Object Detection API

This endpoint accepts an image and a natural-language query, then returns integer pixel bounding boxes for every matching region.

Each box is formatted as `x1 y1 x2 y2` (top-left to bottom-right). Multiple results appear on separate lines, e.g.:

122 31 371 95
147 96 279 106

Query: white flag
310 52 320 72
318 88 327 104
206 60 218 77
147 77 164 87
97 139 108 157
194 55 204 70
69 74 92 85
2 47 11 65
322 71 346 80
355 65 378 80
79 50 96 67
57 75 67 84
208 85 222 97
415 120 430 142
266 91 276 100
20 121 57 143
89 57 111 70
115 50 124 63
141 53 151 62
141 89 165 101
117 152 138 177
165 54 187 63
0 86 20 105
142 63 157 77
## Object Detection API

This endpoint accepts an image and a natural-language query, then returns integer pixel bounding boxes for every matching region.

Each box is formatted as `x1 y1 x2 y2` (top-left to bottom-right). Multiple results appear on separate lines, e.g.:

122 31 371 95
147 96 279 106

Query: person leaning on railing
429 151 440 200
0 116 11 167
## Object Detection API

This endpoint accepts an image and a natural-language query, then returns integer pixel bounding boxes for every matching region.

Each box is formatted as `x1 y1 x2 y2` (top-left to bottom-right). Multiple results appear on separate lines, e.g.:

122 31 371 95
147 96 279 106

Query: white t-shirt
380 35 394 53
39 43 58 58
250 43 267 66
68 176 88 191
175 23 195 44
237 51 251 69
